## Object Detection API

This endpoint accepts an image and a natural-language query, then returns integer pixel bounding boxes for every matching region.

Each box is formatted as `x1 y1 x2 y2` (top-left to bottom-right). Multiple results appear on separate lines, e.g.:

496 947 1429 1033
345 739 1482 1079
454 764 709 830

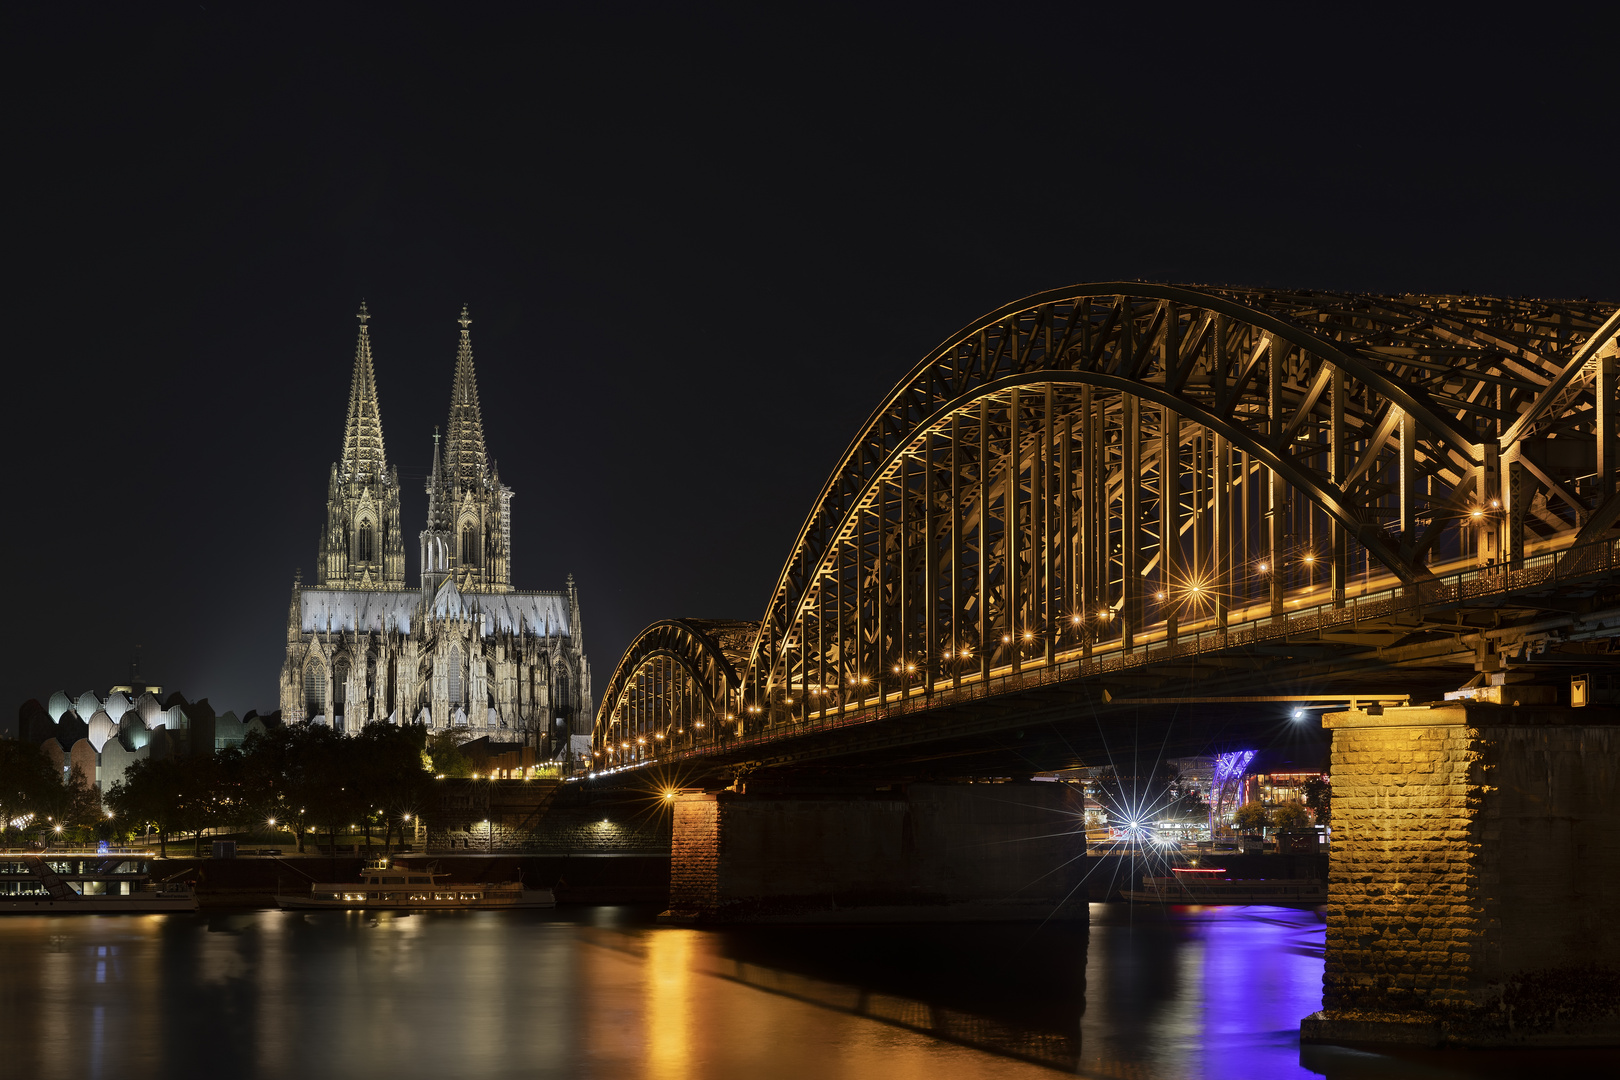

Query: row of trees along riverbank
1 725 480 856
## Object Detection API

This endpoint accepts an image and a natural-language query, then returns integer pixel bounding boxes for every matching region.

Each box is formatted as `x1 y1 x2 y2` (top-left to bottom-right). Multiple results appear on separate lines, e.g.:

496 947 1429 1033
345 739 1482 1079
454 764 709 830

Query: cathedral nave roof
426 577 571 637
298 585 571 638
300 589 422 634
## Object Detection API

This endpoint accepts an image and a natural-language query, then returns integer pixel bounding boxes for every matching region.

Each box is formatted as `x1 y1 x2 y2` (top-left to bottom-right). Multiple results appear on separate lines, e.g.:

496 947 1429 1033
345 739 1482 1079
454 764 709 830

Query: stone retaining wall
427 779 670 853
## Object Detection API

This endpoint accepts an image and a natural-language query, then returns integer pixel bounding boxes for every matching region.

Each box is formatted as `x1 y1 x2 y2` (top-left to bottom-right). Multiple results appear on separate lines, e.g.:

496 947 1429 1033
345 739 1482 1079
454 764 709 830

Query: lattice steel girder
590 284 1619 749
740 284 1618 715
595 619 754 753
752 377 1403 702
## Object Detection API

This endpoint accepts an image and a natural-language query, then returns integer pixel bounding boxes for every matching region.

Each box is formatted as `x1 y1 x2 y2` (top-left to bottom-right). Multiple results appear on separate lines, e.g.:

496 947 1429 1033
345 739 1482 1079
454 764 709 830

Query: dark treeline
2 725 474 855
0 738 101 844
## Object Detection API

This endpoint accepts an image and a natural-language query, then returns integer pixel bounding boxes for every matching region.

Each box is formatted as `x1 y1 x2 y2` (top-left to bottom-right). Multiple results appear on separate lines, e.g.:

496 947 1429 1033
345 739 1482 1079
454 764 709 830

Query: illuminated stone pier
1302 702 1620 1047
664 781 1088 923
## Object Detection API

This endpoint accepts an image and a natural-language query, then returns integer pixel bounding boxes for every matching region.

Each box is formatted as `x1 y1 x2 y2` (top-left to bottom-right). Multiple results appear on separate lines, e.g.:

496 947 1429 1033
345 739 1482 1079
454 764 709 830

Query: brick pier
1302 702 1620 1047
664 781 1089 923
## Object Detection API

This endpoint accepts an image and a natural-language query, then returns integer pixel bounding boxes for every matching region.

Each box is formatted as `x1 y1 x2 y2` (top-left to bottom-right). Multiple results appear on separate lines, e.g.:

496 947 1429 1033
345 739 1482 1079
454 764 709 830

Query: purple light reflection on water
1200 907 1326 1080
4 906 1615 1079
1080 903 1326 1080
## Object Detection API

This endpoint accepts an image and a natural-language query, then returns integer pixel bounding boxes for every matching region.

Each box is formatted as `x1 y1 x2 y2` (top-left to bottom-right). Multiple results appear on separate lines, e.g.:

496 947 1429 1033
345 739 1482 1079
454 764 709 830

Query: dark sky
5 2 1616 733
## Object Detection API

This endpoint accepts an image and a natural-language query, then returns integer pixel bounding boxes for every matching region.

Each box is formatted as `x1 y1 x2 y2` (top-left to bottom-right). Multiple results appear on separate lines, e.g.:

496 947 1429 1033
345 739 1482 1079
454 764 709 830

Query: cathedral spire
340 302 389 484
318 303 405 590
442 304 488 492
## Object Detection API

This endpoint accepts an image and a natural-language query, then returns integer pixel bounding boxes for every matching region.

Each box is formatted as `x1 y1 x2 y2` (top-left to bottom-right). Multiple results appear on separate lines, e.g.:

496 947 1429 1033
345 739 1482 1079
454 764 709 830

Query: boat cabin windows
0 880 49 900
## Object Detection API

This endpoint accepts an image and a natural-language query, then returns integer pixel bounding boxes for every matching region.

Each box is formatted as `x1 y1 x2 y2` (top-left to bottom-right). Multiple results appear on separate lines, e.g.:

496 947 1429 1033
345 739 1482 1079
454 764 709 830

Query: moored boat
276 857 555 910
0 851 198 913
1121 866 1326 905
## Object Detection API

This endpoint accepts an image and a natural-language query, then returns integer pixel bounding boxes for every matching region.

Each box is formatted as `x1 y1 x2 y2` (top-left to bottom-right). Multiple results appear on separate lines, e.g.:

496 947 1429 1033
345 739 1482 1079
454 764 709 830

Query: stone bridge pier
1302 702 1620 1047
662 780 1090 923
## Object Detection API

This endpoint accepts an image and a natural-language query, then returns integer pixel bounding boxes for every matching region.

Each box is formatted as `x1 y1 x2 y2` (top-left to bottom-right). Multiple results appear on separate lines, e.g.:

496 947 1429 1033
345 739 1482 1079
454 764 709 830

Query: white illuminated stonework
278 305 591 749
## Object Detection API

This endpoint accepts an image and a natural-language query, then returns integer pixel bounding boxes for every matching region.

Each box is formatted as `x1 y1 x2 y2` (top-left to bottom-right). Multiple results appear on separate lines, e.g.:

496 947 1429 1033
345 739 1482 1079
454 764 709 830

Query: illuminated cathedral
278 305 591 751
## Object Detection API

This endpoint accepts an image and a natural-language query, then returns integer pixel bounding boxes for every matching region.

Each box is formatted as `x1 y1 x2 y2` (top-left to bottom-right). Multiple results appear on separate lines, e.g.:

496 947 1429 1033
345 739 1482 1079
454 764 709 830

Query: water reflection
1082 905 1326 1079
647 930 694 1080
702 921 1088 1070
0 906 1614 1079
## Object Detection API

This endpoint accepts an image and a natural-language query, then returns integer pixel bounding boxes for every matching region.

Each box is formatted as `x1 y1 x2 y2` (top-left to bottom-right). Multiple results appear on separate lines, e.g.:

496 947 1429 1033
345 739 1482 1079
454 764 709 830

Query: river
0 904 1611 1079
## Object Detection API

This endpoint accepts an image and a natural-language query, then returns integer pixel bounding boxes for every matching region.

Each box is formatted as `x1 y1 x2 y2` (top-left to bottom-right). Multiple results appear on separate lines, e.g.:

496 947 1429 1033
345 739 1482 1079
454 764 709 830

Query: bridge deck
590 538 1620 785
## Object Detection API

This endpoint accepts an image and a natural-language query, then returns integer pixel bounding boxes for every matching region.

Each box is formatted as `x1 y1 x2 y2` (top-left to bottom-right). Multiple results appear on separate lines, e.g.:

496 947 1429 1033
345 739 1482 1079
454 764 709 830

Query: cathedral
278 305 592 751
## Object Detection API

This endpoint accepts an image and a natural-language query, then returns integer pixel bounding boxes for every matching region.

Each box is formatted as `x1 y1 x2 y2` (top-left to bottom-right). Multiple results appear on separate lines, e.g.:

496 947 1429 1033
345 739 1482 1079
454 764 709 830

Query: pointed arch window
358 520 374 563
304 659 326 716
448 645 464 706
555 668 570 714
461 524 479 567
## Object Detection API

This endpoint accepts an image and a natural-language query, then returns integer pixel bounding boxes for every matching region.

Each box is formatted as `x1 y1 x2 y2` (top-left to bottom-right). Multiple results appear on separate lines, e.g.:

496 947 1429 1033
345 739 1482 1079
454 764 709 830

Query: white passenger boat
1121 866 1326 904
0 851 198 913
277 857 555 910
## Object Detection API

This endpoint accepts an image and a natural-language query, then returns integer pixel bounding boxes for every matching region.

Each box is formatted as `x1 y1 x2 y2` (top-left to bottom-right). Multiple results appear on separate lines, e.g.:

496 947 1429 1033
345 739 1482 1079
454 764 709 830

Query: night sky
6 3 1616 733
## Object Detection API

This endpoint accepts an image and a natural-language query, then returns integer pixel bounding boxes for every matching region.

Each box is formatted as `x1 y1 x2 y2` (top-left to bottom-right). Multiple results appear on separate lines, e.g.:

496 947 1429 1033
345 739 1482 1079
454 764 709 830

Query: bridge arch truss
595 284 1620 769
592 618 756 767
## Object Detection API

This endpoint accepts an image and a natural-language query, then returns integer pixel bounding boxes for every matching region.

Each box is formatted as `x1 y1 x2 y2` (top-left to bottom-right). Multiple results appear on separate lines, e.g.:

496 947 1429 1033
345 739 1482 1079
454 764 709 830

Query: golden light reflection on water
645 929 693 1080
574 925 1061 1079
0 907 1421 1080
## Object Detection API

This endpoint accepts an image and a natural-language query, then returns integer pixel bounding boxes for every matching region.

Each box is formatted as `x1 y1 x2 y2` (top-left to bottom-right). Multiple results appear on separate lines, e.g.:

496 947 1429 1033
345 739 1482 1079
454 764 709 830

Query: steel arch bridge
594 283 1620 774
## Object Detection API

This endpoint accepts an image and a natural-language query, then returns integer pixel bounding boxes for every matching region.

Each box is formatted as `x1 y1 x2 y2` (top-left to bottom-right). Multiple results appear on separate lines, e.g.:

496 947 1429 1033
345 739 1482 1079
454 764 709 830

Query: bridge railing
599 534 1620 773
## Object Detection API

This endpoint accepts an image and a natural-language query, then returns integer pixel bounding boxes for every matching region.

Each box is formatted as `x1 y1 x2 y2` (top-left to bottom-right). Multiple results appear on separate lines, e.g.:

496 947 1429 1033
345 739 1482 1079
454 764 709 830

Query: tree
207 748 253 836
239 725 308 850
104 753 221 856
48 764 105 842
239 722 345 853
356 722 434 852
0 738 61 846
106 756 189 856
426 729 473 778
1232 801 1270 834
176 754 231 857
1272 802 1311 832
1301 776 1331 826
293 724 348 853
88 721 445 856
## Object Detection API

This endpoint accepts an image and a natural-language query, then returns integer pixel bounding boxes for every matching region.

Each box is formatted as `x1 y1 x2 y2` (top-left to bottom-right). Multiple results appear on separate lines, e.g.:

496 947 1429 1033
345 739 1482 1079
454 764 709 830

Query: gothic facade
279 305 591 750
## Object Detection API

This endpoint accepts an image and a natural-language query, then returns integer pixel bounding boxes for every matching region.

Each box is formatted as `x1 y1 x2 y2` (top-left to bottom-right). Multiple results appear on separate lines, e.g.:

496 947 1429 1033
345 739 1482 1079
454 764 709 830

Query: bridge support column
662 782 1089 923
1302 702 1620 1047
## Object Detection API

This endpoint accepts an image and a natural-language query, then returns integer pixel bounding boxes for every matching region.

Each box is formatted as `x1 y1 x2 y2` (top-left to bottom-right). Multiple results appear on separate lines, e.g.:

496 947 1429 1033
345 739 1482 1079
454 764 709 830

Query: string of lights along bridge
593 284 1620 772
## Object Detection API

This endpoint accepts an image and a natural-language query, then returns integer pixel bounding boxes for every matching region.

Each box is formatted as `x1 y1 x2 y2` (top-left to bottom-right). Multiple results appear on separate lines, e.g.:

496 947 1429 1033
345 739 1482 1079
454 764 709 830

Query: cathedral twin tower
280 304 591 748
315 303 511 594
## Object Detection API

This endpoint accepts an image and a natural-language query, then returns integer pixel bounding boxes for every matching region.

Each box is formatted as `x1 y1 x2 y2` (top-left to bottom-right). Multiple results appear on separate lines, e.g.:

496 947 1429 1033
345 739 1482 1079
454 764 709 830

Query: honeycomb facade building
279 305 591 751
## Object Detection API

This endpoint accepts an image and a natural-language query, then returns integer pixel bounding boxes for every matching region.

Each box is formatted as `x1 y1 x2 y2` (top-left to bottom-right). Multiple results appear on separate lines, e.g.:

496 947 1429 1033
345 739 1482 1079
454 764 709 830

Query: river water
0 904 1612 1079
